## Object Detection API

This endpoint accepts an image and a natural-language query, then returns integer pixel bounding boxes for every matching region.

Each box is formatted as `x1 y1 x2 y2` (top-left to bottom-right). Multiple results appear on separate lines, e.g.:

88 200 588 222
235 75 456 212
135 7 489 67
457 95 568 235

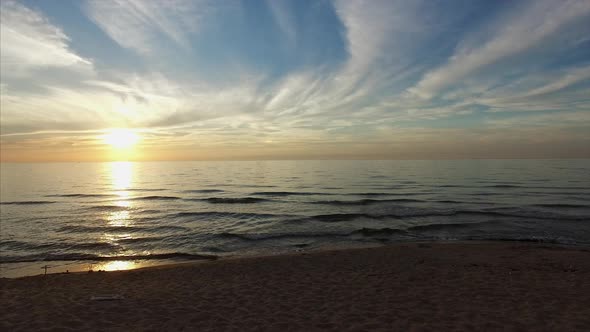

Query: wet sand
2 242 590 331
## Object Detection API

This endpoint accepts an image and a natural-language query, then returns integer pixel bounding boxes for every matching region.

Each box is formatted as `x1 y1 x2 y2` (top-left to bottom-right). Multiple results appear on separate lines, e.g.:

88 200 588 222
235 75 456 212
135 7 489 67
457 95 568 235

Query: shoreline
2 241 590 331
2 239 588 279
3 239 587 279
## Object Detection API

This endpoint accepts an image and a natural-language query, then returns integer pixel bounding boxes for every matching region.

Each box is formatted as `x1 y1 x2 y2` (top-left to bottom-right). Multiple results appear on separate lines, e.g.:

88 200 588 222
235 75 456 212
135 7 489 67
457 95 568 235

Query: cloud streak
85 0 210 54
0 0 92 76
411 0 590 98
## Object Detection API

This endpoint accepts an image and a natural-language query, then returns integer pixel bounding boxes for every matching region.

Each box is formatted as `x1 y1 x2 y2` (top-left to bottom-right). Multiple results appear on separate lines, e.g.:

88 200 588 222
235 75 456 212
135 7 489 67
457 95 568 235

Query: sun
103 129 140 149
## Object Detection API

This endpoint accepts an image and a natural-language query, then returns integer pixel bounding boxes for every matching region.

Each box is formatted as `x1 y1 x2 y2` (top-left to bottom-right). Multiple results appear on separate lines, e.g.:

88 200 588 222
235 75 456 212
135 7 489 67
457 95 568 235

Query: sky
1 0 589 162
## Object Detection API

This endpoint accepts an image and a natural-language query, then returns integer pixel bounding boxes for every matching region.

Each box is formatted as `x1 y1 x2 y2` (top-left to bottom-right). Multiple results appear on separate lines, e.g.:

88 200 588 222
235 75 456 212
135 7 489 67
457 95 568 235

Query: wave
471 192 506 196
473 208 588 221
309 213 372 222
523 186 589 190
436 184 464 188
0 252 216 263
484 184 523 188
345 192 390 196
201 197 271 204
251 191 332 196
0 240 73 252
0 201 56 205
350 228 407 236
46 193 116 198
137 209 163 214
527 191 590 196
219 222 576 244
460 236 584 245
313 198 424 206
85 205 129 211
430 209 587 221
0 240 41 251
146 225 189 233
67 242 120 251
236 184 277 188
346 192 426 197
430 184 588 190
291 208 588 224
201 246 227 253
303 211 489 223
57 225 130 233
172 211 288 220
294 212 445 223
407 221 495 232
182 189 225 194
217 231 343 242
532 203 590 209
435 200 467 204
0 240 118 253
116 236 169 244
57 225 189 234
131 195 181 201
125 188 167 192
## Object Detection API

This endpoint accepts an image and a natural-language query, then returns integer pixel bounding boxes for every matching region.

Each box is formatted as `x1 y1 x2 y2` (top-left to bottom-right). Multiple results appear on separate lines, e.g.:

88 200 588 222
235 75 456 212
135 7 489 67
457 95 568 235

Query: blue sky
1 0 589 161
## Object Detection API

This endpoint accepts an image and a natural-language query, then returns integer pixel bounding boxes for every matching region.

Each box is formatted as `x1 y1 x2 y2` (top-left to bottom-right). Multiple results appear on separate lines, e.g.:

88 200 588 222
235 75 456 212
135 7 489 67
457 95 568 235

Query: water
1 160 589 277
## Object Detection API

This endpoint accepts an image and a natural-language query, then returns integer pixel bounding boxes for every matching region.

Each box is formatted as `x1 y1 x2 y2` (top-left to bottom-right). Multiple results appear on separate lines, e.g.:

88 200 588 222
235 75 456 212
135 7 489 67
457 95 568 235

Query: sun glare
103 129 140 149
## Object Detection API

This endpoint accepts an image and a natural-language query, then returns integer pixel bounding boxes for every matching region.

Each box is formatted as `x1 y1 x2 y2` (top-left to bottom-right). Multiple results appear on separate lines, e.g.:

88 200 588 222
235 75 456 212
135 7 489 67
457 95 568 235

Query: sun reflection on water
107 210 131 227
96 260 136 271
102 162 137 256
111 161 133 191
109 161 133 208
107 162 134 226
91 260 162 272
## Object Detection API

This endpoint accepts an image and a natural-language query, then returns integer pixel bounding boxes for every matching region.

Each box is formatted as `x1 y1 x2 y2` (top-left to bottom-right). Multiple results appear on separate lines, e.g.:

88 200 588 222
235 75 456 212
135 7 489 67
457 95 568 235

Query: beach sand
2 242 589 331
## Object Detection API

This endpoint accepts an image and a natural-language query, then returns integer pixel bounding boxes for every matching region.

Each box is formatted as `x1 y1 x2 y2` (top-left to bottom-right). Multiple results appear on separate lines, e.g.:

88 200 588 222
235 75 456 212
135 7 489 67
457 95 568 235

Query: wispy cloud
85 0 211 54
518 66 590 99
1 0 589 160
0 0 92 76
266 0 297 47
411 0 590 98
260 1 428 121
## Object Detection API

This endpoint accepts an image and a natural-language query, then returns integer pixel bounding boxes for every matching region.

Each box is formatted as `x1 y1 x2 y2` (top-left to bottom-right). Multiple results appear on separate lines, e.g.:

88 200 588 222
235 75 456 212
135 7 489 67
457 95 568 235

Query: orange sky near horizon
1 129 588 162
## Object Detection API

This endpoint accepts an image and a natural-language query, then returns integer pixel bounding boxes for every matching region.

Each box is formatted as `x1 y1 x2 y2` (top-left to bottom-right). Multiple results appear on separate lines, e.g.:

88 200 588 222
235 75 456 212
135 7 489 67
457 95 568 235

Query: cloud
259 1 429 121
485 111 590 128
85 0 211 54
266 0 297 47
518 66 590 98
0 67 266 137
0 0 92 76
462 65 590 113
1 0 589 160
411 0 590 98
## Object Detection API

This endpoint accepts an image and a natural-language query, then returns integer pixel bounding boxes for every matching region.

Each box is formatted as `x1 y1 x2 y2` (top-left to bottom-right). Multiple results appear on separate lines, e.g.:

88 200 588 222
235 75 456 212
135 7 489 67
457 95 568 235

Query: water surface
1 160 589 277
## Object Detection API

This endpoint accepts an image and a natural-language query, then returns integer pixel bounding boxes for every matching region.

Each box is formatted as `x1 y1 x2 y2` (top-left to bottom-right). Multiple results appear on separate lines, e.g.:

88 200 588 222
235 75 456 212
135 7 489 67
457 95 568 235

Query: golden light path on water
97 161 147 272
94 260 138 272
111 161 133 191
108 161 133 226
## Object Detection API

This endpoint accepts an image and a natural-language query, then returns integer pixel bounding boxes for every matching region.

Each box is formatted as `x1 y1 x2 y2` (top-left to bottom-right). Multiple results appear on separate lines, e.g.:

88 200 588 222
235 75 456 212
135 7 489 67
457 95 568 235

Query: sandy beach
1 242 589 331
